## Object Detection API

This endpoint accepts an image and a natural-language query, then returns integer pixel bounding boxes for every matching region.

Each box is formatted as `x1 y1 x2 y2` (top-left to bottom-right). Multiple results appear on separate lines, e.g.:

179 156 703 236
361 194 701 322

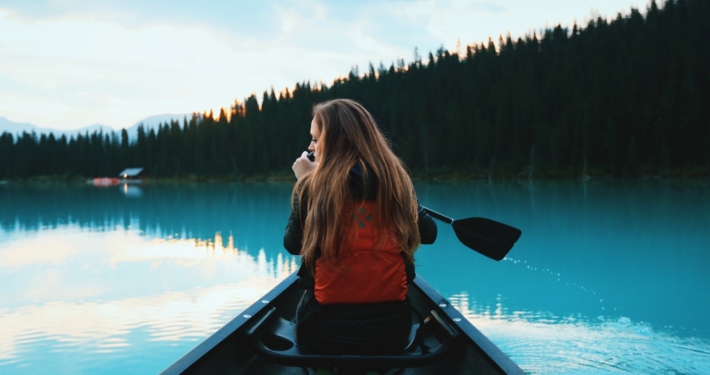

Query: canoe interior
161 271 524 375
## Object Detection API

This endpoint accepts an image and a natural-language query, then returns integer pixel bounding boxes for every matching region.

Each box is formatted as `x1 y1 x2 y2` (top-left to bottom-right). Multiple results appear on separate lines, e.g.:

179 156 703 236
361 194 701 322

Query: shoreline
2 170 709 186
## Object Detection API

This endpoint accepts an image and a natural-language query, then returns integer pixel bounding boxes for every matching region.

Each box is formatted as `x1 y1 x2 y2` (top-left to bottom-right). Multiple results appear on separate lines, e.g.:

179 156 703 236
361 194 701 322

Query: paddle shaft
422 207 453 224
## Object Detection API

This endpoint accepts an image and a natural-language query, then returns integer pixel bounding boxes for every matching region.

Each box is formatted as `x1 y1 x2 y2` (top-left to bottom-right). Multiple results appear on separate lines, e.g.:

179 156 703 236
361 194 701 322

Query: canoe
160 270 525 374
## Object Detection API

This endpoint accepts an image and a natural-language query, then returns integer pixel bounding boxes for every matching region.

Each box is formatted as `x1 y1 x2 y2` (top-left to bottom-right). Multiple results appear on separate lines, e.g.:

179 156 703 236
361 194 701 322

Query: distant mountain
0 117 115 139
0 114 193 141
123 113 193 140
74 124 116 136
0 117 38 135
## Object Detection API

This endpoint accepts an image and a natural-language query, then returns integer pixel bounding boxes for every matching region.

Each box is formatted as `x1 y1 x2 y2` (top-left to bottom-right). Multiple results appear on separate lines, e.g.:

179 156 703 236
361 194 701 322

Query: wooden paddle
307 152 521 260
422 207 521 261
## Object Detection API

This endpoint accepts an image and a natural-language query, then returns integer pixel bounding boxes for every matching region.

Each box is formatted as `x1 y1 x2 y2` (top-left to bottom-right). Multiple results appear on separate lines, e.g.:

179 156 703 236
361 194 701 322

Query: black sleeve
417 201 437 244
283 188 308 255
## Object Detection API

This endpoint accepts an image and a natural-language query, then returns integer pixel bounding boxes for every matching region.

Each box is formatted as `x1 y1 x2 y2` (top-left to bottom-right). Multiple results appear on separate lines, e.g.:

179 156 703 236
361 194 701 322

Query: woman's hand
292 151 316 179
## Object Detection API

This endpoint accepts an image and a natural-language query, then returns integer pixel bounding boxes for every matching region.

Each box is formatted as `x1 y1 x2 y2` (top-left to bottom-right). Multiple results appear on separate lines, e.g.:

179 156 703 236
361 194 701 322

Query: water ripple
450 294 710 374
0 274 289 373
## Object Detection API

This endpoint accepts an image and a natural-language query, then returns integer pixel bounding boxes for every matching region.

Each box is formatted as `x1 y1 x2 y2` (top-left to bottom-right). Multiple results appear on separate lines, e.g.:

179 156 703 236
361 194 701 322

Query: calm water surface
0 181 709 374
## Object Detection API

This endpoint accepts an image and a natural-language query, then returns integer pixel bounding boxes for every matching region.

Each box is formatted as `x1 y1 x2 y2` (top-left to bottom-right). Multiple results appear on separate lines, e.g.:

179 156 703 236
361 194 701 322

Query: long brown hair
293 99 421 272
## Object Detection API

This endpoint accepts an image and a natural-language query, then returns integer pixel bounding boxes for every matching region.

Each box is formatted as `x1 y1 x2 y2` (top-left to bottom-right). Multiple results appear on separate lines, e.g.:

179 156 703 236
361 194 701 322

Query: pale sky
0 0 650 130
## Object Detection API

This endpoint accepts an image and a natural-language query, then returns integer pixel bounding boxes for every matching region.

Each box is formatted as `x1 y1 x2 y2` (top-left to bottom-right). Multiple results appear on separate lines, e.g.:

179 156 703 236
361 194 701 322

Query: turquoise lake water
0 181 709 374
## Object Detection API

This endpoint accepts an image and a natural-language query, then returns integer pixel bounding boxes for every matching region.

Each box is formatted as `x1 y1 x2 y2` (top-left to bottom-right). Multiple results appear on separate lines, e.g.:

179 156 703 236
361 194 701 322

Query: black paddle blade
451 218 522 261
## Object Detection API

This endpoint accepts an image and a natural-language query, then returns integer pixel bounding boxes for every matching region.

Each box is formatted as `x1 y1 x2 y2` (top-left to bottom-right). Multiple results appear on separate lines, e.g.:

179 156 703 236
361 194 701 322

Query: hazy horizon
0 113 192 135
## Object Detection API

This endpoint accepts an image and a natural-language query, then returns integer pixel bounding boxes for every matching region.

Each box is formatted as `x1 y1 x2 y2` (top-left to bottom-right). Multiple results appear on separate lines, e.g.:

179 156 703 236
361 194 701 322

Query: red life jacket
314 201 408 305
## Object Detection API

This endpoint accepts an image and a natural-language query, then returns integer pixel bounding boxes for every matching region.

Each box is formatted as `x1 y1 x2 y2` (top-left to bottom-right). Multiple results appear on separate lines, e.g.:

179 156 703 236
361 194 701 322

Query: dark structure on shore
119 168 144 181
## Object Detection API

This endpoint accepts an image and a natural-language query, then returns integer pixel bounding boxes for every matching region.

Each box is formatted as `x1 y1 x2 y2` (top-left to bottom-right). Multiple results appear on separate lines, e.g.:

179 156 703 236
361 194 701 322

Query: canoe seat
244 306 459 369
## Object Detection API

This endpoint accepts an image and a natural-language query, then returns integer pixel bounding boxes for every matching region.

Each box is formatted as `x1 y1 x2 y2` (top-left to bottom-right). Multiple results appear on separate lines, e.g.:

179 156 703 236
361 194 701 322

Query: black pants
294 290 412 355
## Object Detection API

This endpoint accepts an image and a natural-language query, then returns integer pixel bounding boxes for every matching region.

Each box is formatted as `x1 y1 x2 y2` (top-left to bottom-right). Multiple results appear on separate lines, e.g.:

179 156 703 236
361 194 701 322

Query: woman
284 99 437 355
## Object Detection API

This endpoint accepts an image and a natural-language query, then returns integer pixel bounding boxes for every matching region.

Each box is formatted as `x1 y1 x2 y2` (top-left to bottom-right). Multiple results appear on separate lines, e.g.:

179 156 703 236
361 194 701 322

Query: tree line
1 0 708 180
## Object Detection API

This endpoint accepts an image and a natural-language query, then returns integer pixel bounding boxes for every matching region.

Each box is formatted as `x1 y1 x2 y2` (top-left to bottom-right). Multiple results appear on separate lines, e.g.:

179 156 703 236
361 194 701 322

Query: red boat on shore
92 177 121 186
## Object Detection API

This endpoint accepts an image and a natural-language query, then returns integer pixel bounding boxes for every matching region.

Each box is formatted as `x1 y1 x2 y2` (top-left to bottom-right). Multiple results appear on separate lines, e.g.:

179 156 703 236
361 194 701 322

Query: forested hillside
1 0 708 180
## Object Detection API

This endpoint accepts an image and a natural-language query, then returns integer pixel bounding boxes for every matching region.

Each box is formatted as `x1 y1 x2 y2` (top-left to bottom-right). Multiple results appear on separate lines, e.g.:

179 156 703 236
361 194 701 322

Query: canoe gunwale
410 275 525 374
160 270 525 375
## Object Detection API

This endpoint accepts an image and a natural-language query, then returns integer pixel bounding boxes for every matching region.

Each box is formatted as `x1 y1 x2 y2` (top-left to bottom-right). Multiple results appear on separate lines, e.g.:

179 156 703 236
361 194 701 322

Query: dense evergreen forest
1 0 708 180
